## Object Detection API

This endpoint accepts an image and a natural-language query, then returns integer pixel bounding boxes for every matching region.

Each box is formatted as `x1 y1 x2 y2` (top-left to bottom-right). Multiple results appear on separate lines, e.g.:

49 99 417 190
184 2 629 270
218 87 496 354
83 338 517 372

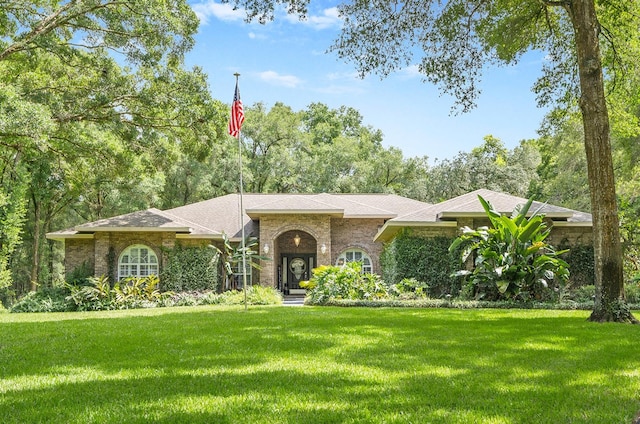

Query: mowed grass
1 306 639 423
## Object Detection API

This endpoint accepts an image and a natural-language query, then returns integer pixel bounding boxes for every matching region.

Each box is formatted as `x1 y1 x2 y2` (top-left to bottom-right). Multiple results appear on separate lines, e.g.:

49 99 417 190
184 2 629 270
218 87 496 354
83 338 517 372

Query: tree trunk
566 1 637 323
30 197 41 292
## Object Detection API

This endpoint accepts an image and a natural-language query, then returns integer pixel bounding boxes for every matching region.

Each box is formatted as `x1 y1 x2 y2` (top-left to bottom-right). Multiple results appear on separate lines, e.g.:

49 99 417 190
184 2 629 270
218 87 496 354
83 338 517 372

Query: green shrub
67 261 94 286
560 244 595 287
625 283 640 303
166 291 222 307
112 275 171 309
392 278 430 300
67 275 172 311
311 298 595 310
11 287 74 313
160 245 219 292
381 231 460 297
304 262 394 304
162 286 281 307
568 285 595 303
66 275 114 311
218 286 283 305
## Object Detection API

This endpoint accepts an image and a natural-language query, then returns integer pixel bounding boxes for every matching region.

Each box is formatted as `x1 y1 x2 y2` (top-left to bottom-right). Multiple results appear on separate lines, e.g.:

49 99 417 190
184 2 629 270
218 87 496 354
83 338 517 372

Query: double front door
281 254 315 294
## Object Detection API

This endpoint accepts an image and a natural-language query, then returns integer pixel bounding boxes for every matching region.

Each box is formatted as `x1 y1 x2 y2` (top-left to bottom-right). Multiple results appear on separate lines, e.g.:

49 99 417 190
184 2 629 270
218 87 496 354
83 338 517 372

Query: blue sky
186 1 549 162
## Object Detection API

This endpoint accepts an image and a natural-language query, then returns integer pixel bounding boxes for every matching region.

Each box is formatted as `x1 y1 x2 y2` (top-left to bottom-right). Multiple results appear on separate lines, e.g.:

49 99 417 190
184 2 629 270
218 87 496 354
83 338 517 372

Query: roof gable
434 189 577 219
375 189 593 242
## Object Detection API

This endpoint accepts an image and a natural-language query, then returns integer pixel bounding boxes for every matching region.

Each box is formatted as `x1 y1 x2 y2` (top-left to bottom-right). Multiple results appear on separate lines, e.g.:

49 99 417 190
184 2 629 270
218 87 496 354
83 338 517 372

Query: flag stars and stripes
228 80 244 138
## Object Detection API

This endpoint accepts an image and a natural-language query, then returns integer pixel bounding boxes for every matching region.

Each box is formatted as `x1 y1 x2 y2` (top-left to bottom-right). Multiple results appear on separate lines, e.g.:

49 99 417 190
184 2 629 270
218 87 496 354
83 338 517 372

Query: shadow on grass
1 307 639 423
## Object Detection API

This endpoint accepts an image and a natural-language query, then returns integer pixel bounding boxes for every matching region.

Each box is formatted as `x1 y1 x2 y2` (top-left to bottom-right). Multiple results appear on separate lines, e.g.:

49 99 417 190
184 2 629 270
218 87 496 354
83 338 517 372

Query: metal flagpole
234 73 248 311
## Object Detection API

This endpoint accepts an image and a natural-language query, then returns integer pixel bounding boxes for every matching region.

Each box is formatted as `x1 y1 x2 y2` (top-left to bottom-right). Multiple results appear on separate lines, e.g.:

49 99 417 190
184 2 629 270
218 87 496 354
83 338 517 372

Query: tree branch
0 1 129 61
538 0 571 6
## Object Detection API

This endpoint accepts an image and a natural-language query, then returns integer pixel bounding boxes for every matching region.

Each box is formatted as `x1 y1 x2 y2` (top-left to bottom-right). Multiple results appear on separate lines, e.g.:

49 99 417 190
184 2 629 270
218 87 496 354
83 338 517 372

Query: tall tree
231 0 639 322
425 137 539 203
1 1 224 293
241 102 303 193
531 117 591 212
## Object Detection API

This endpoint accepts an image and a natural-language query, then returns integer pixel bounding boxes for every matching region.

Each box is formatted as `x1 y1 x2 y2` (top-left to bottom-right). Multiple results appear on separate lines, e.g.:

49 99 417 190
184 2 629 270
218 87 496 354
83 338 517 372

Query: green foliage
112 275 168 309
304 262 395 304
160 245 220 292
66 275 171 311
66 275 115 311
381 231 460 297
0 166 28 294
450 195 569 302
424 137 540 201
559 244 595 287
393 278 430 300
10 287 74 313
530 119 591 212
217 286 283 306
625 283 640 304
569 285 595 303
67 261 94 286
1 2 226 294
164 286 282 307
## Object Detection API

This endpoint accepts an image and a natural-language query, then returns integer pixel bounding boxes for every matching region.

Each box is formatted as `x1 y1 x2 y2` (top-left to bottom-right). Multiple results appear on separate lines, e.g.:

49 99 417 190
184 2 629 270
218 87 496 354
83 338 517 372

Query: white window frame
336 249 373 274
118 244 159 280
232 259 253 288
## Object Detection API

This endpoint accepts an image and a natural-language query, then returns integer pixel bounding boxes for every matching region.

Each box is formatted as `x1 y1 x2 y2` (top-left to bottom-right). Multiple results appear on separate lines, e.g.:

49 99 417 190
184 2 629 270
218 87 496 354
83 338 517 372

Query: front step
283 294 305 306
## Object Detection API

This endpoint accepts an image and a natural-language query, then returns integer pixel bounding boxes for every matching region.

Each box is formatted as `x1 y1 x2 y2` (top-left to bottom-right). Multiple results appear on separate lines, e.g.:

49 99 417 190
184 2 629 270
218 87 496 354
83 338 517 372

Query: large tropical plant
449 195 569 301
211 233 269 290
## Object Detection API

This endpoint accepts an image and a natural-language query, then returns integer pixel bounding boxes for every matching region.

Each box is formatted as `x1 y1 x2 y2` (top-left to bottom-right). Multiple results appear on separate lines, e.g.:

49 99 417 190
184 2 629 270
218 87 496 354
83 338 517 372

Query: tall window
336 249 373 274
118 245 158 280
232 260 252 289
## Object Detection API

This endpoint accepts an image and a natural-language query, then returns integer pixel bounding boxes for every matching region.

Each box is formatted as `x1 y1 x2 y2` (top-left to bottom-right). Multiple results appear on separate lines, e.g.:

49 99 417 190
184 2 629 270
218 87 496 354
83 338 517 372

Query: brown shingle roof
47 190 591 243
374 189 593 242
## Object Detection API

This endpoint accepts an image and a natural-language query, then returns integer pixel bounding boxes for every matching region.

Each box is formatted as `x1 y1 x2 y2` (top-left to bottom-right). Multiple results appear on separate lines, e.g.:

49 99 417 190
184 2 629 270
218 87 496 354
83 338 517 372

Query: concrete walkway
282 295 305 306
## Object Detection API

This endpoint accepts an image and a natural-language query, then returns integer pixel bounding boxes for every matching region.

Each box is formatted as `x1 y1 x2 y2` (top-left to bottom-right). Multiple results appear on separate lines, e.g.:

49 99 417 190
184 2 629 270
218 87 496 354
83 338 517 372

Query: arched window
336 249 373 274
118 244 158 280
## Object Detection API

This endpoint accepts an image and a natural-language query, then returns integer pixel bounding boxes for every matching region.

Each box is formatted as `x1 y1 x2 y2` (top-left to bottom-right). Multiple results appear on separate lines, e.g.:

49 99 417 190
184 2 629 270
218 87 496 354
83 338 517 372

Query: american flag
228 81 244 138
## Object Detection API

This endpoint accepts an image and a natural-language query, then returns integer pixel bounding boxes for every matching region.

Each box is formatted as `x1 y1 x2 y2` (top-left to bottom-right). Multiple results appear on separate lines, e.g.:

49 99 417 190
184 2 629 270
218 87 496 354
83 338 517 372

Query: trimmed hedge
160 244 220 292
381 230 461 297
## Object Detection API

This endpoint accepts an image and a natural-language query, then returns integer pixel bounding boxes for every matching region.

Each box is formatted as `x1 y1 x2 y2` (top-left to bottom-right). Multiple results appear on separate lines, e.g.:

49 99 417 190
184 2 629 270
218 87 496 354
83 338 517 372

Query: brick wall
65 232 180 280
259 214 332 287
61 218 592 288
64 238 95 279
330 218 385 273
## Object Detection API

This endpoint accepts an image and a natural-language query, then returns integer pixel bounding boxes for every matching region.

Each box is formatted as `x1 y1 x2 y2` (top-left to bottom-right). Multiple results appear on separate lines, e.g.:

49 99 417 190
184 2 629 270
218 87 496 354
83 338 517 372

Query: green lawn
1 306 639 423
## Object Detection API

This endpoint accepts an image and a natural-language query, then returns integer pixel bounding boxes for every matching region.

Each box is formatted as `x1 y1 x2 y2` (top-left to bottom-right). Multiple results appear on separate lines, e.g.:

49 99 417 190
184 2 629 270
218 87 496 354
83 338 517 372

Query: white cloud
248 31 267 40
400 65 422 78
326 71 360 81
257 71 302 88
191 1 245 25
285 7 342 30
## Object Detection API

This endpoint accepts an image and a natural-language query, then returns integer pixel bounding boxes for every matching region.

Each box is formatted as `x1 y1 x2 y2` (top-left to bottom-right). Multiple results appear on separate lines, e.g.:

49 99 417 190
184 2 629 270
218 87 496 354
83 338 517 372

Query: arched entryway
276 230 317 294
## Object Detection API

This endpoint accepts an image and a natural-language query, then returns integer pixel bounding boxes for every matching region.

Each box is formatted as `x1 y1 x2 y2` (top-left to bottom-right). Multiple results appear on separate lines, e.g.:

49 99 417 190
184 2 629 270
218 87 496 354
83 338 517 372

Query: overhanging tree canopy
228 0 639 322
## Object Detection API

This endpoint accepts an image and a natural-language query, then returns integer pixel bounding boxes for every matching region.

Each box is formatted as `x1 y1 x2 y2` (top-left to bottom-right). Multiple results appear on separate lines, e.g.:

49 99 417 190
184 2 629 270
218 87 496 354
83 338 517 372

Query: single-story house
46 189 593 293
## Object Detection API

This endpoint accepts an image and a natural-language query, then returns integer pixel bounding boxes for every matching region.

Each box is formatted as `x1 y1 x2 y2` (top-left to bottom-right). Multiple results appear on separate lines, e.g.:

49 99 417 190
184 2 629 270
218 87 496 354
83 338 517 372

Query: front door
282 254 314 294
